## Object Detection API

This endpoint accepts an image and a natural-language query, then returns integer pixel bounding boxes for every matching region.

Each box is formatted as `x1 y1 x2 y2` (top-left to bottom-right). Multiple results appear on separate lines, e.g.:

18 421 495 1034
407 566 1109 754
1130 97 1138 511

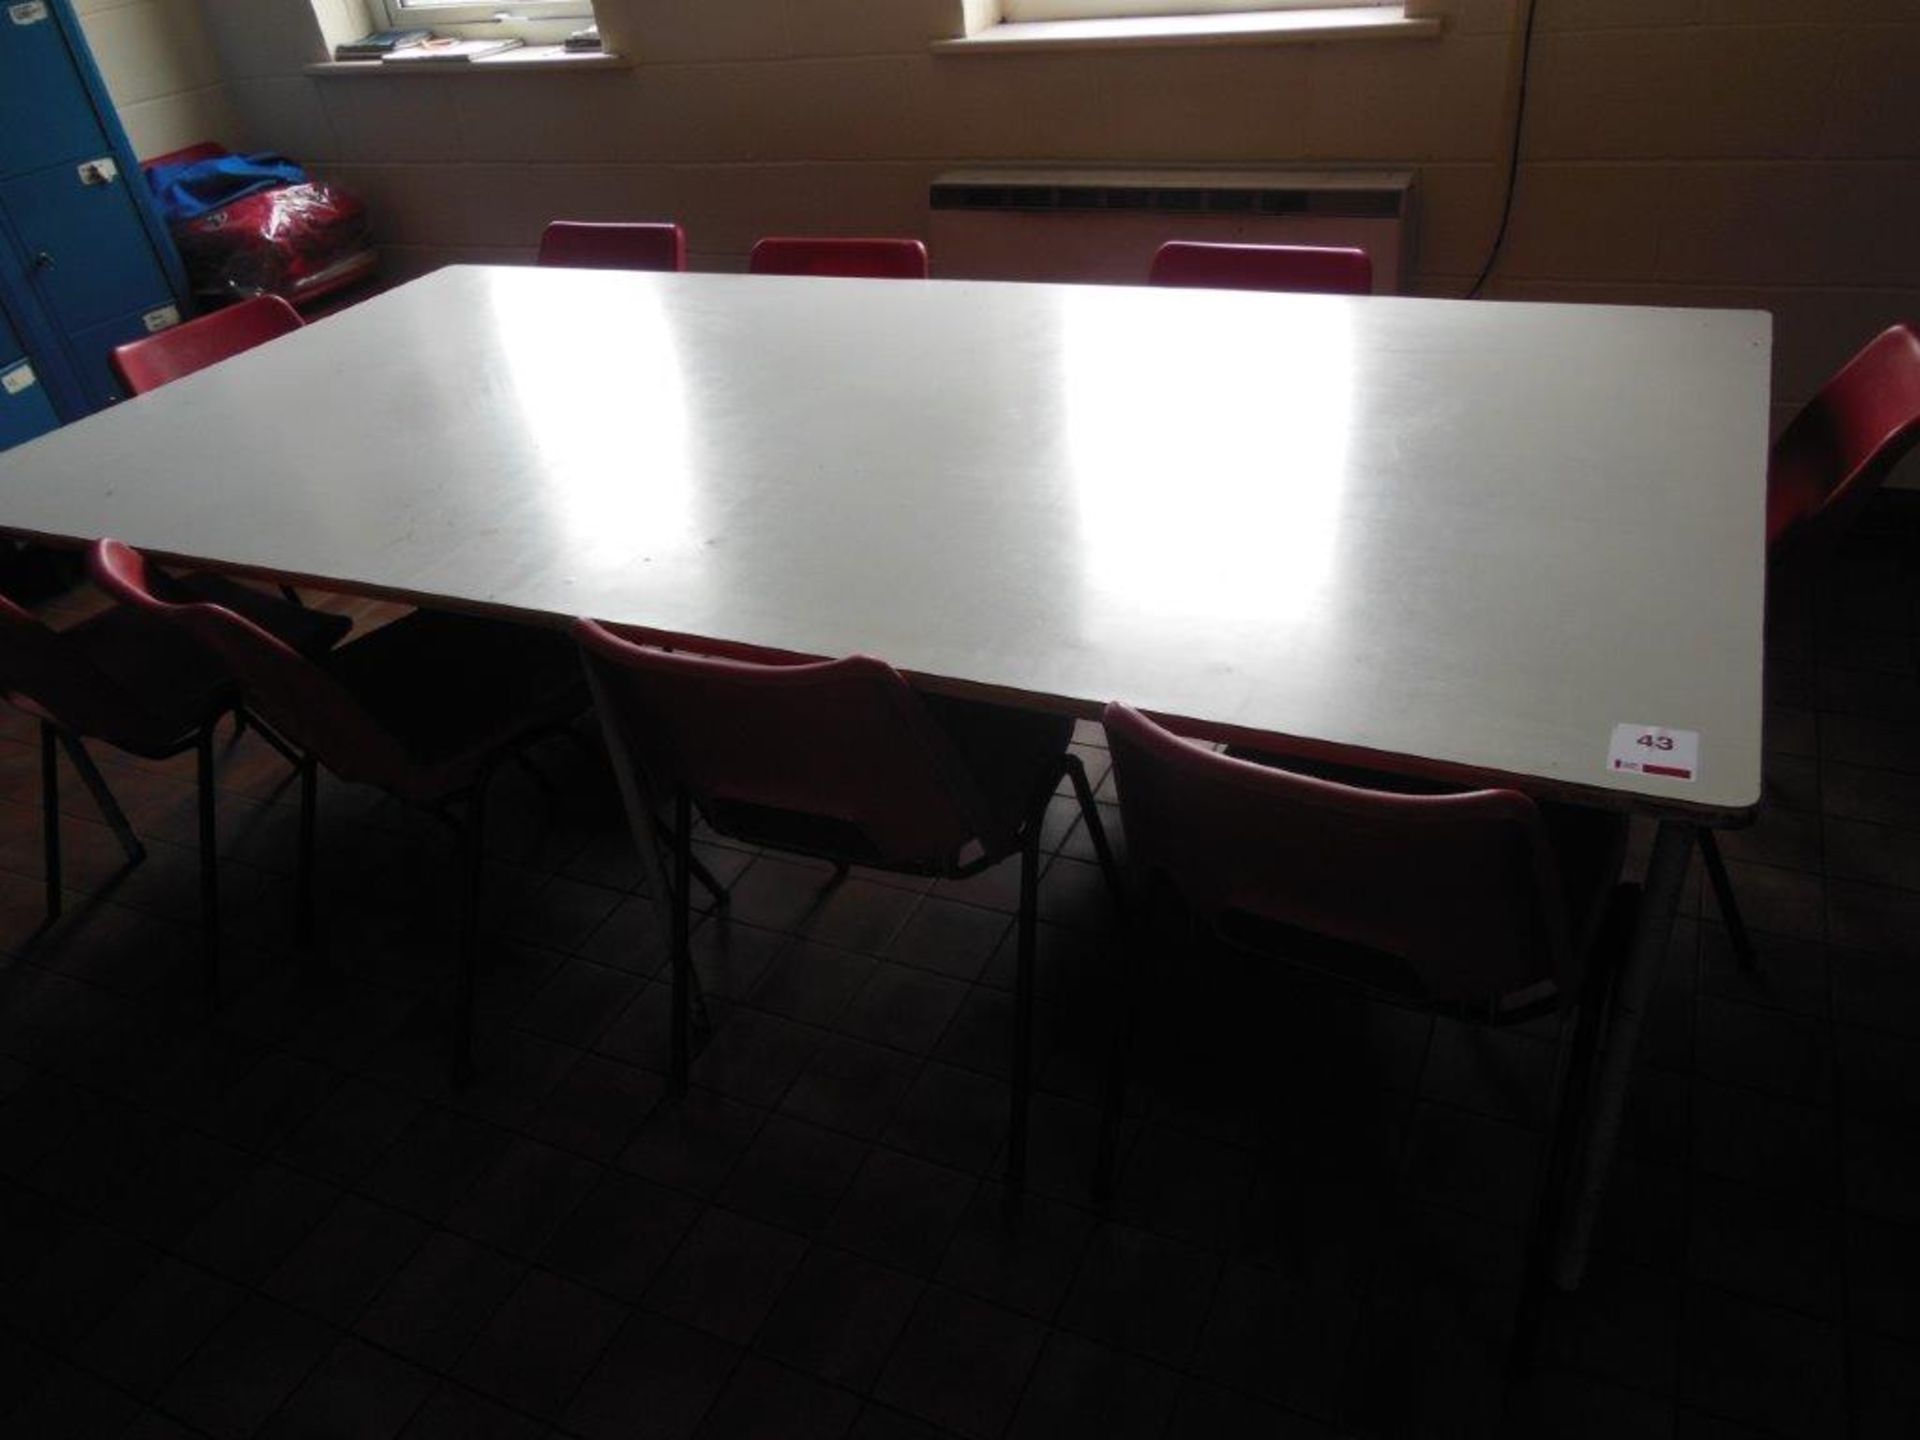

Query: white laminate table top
0 266 1771 817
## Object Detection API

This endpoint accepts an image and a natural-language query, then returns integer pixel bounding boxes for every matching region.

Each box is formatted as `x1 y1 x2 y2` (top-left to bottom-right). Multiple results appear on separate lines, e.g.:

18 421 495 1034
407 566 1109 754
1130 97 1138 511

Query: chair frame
1703 322 1920 972
89 539 587 1079
1093 703 1634 1371
577 622 1119 1183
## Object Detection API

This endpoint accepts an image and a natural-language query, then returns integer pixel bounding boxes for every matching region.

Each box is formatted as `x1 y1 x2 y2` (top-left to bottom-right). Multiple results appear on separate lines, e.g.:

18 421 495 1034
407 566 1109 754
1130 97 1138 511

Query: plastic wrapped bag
169 182 377 305
144 148 378 307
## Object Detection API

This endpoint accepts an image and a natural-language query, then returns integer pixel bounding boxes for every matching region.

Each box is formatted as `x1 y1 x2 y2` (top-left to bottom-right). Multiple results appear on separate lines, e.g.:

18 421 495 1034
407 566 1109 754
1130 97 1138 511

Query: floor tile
824 1148 976 1275
565 1310 739 1440
539 1169 702 1302
445 1136 602 1257
695 1355 860 1440
619 1087 766 1196
265 1193 429 1327
1005 1331 1179 1440
1687 1179 1842 1318
1851 1331 1920 1440
755 1244 924 1390
158 1294 337 1440
936 1182 1096 1318
356 1231 527 1372
1693 994 1833 1104
779 1034 922 1140
261 1336 435 1440
1058 1222 1220 1366
716 1114 868 1236
399 1383 550 1440
1679 1285 1847 1440
873 1284 1046 1440
453 1268 627 1418
77 1257 246 1400
644 1207 807 1343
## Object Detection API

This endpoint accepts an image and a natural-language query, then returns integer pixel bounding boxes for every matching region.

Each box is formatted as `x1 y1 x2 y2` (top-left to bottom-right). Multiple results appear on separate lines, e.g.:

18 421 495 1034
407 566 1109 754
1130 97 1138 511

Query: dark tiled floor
3 499 1920 1438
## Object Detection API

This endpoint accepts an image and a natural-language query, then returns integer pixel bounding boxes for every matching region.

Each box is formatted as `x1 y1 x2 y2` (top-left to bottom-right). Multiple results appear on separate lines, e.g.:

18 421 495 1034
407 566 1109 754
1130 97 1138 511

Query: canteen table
0 265 1773 1286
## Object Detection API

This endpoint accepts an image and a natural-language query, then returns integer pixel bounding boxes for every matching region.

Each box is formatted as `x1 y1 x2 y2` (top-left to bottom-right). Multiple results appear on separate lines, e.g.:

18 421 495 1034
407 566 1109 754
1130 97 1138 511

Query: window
372 0 593 42
1003 0 1390 20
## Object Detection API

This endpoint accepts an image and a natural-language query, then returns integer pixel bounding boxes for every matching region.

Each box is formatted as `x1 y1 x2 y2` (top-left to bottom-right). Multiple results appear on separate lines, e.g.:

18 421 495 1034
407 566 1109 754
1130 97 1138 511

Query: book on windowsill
563 24 602 52
380 37 524 66
334 29 432 60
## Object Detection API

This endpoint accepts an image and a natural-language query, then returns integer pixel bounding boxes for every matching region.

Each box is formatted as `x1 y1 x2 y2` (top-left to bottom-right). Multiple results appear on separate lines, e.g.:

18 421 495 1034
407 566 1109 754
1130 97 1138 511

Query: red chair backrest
748 237 930 281
110 295 304 397
1767 323 1920 564
1101 703 1573 1005
1148 241 1373 296
537 221 687 272
576 619 1000 867
88 540 414 788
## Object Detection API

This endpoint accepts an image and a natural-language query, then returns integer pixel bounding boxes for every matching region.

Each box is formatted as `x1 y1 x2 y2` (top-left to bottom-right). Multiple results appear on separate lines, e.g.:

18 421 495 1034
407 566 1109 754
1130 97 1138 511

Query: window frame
1001 0 1390 21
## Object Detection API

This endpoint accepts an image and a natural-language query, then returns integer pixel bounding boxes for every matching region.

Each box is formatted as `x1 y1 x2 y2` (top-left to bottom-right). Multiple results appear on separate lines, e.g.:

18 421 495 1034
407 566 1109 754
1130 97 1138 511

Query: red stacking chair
0 573 348 983
748 237 930 280
1702 323 1920 969
1148 241 1373 296
537 221 687 272
576 620 1118 1183
90 540 587 1078
110 294 304 396
1098 703 1634 1342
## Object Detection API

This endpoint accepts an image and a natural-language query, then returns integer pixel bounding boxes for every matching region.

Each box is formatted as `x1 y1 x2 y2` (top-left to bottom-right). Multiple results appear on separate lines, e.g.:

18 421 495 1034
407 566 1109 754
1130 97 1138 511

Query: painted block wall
149 0 1920 443
73 0 240 161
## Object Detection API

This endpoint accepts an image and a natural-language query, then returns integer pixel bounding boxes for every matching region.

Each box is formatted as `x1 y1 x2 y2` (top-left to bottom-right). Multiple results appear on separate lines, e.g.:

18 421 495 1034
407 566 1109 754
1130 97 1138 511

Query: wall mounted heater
928 168 1415 292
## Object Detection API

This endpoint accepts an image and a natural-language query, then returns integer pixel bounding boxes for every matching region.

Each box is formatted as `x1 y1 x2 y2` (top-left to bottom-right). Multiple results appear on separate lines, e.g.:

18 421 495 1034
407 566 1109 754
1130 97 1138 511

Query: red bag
171 181 378 306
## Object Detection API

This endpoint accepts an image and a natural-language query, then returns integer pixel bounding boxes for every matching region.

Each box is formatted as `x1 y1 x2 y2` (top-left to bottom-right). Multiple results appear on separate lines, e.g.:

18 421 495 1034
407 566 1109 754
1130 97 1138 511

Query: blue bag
145 153 310 224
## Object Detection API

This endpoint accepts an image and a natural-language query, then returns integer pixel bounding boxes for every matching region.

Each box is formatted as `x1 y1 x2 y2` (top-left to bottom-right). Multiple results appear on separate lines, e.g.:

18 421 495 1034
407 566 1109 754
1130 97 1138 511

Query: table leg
1553 817 1693 1290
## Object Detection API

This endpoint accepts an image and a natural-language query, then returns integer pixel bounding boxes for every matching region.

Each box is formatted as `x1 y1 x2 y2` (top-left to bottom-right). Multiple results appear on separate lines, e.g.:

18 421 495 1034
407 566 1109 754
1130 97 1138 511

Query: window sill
305 46 630 76
933 6 1439 55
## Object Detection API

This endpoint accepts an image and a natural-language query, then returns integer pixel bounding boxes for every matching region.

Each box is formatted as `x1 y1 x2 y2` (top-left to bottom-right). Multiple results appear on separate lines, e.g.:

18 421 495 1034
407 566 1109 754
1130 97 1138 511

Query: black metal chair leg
1093 894 1145 1209
669 788 694 1095
452 779 487 1088
652 807 728 910
1007 825 1041 1189
1063 753 1123 905
58 732 145 867
40 722 60 921
195 727 220 995
689 849 730 911
1508 894 1622 1380
1698 830 1756 973
296 757 318 950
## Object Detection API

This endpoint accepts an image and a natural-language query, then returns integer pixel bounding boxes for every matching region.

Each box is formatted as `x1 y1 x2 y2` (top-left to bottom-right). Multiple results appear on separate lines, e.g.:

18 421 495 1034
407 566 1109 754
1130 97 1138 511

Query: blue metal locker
0 355 59 449
0 0 192 448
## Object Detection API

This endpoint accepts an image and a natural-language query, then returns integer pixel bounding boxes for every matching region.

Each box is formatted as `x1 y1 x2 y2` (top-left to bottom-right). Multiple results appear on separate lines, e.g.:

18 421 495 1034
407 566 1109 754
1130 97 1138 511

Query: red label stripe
1644 763 1693 779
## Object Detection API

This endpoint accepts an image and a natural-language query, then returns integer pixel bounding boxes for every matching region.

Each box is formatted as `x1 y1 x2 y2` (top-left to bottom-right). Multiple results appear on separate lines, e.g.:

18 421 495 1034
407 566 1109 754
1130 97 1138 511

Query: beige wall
167 0 1920 433
74 0 239 160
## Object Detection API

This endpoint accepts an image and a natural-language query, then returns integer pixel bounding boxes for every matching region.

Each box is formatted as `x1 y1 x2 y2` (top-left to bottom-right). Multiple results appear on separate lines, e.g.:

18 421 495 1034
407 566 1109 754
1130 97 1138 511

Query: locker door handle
31 251 54 272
